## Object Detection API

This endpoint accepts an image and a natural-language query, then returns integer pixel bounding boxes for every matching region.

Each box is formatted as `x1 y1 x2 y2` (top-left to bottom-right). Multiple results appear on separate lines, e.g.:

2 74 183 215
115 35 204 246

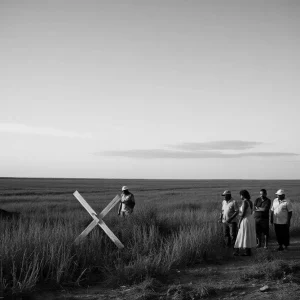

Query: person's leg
230 222 238 247
245 248 252 256
256 220 262 248
282 224 290 249
262 220 269 249
274 224 284 250
263 234 269 248
230 222 239 255
223 223 231 247
240 248 251 256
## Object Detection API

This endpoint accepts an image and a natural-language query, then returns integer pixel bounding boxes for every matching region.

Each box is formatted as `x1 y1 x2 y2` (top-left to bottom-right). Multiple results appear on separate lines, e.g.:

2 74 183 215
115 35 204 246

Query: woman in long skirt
234 190 257 256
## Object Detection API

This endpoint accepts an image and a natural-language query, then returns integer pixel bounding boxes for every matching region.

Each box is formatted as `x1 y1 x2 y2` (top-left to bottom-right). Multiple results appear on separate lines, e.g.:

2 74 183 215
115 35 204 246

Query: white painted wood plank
73 191 124 249
73 190 97 218
97 219 124 249
99 194 121 219
74 219 98 244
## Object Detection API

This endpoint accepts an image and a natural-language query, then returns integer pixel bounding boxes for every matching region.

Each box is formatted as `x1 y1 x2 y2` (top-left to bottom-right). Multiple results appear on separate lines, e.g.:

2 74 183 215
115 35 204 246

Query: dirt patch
18 238 300 300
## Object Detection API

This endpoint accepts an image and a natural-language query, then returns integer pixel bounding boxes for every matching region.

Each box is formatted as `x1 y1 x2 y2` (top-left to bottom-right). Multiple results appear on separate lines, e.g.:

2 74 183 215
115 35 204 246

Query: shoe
284 246 289 251
277 246 284 251
264 246 268 250
233 252 240 256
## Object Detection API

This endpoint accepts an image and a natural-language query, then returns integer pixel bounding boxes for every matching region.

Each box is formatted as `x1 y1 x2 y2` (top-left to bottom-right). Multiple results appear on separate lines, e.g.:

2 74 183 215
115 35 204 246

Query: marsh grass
1 178 300 295
0 200 222 294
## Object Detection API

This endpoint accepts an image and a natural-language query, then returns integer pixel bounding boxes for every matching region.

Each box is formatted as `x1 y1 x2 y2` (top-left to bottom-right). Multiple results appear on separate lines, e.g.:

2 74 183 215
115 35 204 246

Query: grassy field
0 178 300 296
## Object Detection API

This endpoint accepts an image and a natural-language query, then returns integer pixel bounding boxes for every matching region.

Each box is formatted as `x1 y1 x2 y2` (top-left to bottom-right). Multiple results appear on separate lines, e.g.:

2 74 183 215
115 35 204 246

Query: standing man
219 190 239 251
271 189 293 251
254 189 271 248
118 186 135 217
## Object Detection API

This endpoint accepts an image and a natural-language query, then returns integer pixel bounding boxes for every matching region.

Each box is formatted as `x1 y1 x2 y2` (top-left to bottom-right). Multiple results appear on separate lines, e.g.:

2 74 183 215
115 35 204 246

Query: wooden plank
73 190 97 218
74 219 98 244
97 219 124 249
73 191 124 249
99 194 121 219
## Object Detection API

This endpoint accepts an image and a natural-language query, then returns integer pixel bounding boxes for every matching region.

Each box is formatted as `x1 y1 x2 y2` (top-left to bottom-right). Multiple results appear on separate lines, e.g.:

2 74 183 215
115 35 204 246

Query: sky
1 0 300 179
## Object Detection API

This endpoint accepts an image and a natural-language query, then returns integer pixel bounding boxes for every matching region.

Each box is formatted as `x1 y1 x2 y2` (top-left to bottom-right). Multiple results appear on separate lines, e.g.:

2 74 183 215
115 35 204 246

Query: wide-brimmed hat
275 189 285 196
122 186 129 191
222 190 231 196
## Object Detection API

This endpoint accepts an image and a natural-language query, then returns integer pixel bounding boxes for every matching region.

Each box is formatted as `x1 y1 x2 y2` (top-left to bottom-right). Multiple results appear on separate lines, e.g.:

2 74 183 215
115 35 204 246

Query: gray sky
1 0 300 179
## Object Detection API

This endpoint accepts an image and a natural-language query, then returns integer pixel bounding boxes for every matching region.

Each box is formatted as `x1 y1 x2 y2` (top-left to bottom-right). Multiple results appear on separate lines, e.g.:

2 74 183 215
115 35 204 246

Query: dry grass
241 259 300 281
0 202 222 294
1 178 300 295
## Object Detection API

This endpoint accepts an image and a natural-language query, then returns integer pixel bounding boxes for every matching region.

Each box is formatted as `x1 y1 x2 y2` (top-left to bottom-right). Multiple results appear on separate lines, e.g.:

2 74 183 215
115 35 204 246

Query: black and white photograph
1 1 300 299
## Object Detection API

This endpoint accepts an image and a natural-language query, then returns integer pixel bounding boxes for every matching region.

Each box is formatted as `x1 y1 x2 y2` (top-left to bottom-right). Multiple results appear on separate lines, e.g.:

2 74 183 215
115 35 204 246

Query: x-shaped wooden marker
73 191 124 249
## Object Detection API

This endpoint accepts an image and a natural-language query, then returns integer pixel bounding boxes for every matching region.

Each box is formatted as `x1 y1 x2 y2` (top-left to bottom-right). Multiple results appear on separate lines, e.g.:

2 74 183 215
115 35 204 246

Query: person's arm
131 194 135 205
219 201 224 223
270 211 274 224
257 200 271 212
254 198 258 210
287 212 292 227
270 199 274 225
257 207 268 211
227 201 239 223
122 194 133 205
218 212 223 223
254 199 265 211
238 201 247 228
117 201 122 215
227 211 238 223
287 201 293 227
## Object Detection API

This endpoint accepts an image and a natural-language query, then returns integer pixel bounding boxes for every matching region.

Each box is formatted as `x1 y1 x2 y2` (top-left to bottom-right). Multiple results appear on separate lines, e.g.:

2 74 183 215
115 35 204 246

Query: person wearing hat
118 186 135 217
271 189 293 251
219 190 239 250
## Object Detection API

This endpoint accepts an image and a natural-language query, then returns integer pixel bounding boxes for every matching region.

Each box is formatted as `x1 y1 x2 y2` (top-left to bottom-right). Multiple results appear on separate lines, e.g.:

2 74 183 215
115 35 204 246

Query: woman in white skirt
234 190 257 256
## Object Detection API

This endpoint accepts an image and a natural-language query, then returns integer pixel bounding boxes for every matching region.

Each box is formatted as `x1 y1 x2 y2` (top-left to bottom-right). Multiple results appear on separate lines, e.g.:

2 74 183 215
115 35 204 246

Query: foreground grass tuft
166 284 217 299
242 260 300 281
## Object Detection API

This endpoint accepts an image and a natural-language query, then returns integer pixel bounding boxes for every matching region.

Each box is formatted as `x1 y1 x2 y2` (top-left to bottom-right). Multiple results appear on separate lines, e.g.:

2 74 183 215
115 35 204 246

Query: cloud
96 149 298 159
0 123 93 139
169 140 263 151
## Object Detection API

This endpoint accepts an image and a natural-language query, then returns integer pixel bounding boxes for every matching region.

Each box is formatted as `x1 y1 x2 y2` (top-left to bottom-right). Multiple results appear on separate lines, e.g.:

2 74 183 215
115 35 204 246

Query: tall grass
0 200 222 294
1 178 300 295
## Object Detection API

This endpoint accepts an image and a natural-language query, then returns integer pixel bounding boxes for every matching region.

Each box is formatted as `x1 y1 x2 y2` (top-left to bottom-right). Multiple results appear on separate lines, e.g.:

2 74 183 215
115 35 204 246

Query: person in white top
219 190 239 251
271 189 293 251
234 190 257 256
118 186 135 217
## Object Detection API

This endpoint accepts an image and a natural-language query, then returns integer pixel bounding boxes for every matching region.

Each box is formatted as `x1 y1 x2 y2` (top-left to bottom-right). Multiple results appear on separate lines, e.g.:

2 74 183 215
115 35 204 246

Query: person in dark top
254 189 271 248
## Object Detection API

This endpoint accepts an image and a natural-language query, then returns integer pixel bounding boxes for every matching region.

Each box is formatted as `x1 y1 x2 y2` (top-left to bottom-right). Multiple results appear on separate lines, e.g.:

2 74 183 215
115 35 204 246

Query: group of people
220 188 293 256
117 185 293 256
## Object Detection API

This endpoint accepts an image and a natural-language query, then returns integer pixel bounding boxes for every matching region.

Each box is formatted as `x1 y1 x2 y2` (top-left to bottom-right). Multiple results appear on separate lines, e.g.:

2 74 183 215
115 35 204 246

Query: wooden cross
73 190 124 249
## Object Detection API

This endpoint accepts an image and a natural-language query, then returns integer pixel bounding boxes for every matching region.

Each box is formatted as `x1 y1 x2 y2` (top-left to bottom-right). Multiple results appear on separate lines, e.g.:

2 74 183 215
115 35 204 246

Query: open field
0 178 300 298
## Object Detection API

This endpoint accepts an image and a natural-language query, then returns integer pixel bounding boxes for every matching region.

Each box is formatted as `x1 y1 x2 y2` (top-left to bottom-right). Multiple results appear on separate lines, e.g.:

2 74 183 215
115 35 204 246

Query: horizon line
1 176 300 181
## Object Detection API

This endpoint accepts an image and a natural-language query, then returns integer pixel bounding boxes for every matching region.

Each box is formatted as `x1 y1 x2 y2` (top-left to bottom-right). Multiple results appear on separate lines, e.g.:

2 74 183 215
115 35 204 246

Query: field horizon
2 177 300 181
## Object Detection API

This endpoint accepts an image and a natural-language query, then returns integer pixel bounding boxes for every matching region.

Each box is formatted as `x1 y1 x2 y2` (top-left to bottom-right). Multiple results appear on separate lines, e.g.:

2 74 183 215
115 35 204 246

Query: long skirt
234 215 257 248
